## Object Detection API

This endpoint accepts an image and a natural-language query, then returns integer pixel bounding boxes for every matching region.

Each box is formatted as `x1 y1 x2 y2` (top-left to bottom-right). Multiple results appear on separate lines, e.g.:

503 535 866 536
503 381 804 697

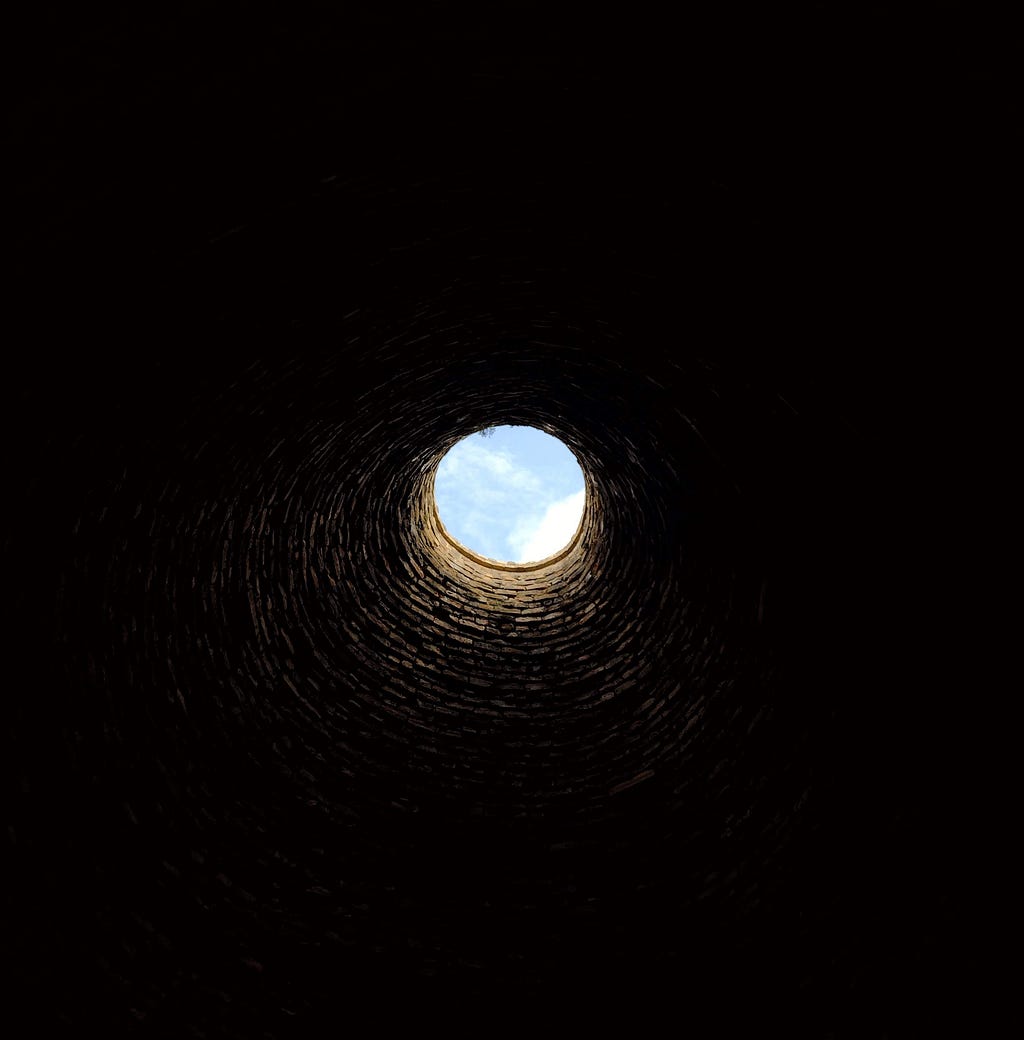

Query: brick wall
8 1 991 1033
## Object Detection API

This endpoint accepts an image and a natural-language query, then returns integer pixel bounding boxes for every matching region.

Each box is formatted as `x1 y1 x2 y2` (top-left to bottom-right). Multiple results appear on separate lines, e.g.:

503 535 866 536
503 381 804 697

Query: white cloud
508 489 585 562
436 441 542 493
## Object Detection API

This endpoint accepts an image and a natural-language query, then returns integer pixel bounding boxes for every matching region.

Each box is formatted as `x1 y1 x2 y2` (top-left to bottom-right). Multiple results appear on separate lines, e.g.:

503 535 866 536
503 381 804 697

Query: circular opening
434 425 586 565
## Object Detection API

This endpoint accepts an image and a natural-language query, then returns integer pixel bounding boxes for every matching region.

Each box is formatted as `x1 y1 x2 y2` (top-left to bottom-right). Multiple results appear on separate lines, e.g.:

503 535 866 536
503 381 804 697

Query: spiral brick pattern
15 313 840 1032
9 2 987 1034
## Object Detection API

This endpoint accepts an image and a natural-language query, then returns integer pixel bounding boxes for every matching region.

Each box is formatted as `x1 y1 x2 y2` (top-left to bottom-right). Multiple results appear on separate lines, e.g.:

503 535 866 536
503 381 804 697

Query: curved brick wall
9 3 993 1035
10 323 850 1033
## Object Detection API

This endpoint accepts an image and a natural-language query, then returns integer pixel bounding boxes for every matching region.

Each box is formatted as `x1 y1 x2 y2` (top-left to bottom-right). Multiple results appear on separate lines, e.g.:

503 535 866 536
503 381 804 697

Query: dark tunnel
7 3 1002 1035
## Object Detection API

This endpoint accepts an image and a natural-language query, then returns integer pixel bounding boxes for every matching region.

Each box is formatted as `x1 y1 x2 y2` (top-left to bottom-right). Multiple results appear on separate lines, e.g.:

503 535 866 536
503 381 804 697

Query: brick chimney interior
9 3 996 1033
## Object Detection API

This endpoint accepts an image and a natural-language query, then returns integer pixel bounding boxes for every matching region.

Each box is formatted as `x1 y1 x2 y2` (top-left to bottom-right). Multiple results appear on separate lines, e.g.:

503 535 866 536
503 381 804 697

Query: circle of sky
434 425 586 564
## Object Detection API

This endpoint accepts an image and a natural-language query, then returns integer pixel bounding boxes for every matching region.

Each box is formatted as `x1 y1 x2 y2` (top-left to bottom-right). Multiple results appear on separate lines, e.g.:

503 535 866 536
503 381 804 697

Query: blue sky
434 425 586 563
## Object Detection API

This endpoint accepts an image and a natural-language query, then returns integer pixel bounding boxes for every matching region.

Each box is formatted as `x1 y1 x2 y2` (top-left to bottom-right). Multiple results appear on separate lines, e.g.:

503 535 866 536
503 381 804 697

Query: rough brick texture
8 2 996 1035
